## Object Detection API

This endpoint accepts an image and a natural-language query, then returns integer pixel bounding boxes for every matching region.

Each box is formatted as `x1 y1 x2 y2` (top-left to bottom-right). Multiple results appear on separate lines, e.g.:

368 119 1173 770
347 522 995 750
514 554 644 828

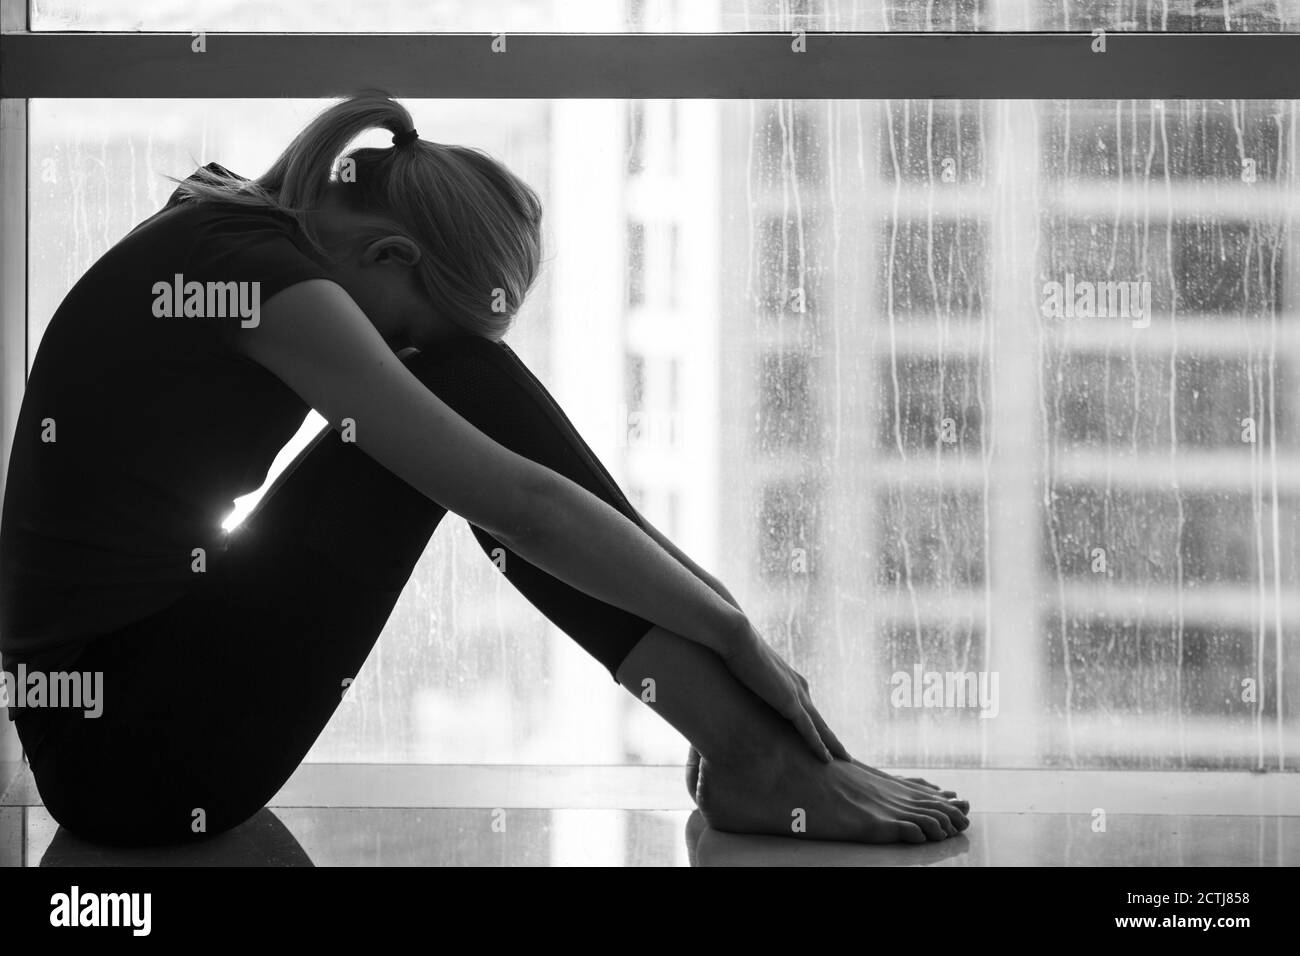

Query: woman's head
174 90 543 345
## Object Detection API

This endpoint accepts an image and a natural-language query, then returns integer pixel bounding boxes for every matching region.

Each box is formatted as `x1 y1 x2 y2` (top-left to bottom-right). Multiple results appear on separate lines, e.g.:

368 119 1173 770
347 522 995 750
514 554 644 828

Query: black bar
0 864 1285 942
2 32 1300 99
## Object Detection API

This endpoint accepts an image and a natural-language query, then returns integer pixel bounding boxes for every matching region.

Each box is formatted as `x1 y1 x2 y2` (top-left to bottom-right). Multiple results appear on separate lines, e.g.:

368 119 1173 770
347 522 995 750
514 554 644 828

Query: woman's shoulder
118 167 332 277
50 166 336 339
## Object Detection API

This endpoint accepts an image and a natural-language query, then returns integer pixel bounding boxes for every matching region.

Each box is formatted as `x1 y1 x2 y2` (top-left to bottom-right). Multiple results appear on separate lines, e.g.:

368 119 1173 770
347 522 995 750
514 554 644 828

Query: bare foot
685 745 969 843
686 745 967 813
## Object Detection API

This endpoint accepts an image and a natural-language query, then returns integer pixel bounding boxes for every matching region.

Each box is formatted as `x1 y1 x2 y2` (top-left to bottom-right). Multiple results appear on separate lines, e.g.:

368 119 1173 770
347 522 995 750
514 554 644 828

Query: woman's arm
240 280 835 759
634 513 743 612
242 281 741 655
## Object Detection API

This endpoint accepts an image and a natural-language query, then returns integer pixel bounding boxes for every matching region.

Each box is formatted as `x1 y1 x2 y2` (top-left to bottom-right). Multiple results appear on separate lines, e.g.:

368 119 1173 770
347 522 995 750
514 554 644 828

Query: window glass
29 97 1299 768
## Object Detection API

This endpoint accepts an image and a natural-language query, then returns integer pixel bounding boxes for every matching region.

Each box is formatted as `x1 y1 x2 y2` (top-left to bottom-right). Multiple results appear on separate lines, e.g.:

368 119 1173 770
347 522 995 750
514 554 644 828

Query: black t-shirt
0 164 334 671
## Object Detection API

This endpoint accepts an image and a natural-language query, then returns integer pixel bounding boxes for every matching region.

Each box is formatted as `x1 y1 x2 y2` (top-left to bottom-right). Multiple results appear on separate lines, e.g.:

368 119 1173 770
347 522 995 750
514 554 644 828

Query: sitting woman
0 91 969 847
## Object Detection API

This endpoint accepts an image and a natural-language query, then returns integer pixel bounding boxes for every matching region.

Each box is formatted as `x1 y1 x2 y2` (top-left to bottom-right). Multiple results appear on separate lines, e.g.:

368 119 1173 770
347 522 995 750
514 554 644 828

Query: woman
0 91 969 847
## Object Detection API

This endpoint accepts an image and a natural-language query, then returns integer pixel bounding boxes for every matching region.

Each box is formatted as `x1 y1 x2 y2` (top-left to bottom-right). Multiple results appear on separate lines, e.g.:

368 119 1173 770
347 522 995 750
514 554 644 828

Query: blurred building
707 1 1299 770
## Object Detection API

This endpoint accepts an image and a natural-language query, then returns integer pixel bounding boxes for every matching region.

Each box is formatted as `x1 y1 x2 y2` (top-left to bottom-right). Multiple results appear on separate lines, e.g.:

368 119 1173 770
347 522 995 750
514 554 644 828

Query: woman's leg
402 339 659 673
24 335 658 845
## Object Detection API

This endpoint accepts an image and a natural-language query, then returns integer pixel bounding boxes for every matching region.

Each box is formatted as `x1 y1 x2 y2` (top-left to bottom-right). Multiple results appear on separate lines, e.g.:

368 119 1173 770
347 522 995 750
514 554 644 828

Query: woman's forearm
495 470 750 658
238 282 749 653
634 513 743 612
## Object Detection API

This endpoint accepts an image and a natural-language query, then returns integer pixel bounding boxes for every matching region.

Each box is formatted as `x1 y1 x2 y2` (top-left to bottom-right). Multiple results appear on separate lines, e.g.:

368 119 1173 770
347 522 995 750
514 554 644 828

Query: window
5 3 1299 773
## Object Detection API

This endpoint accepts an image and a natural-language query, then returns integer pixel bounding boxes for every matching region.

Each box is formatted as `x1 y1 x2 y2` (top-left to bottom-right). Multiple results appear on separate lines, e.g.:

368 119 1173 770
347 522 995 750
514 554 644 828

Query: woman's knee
402 337 580 467
405 336 527 399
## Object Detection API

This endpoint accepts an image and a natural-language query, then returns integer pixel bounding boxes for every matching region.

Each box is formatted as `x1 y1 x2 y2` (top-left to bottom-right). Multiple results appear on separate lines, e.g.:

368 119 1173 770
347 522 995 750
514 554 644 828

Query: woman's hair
171 90 543 340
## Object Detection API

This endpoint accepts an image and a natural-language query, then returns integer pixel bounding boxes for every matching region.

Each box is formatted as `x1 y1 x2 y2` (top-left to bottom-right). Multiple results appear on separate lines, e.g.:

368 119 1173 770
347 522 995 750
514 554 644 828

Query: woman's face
312 205 462 352
331 239 460 351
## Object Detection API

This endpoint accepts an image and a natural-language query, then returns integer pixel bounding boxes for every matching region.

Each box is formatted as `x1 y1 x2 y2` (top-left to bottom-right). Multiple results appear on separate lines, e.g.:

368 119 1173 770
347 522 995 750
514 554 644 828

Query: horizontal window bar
3 32 1300 98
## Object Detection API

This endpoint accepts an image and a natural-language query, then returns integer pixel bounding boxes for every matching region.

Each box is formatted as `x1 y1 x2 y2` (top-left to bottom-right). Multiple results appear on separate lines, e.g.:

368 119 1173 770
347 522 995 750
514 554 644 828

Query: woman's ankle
616 624 802 774
701 713 807 780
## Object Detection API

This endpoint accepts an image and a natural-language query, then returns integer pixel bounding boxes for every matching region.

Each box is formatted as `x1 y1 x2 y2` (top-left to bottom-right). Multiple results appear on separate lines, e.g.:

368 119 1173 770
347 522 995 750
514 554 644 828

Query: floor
2 765 1297 866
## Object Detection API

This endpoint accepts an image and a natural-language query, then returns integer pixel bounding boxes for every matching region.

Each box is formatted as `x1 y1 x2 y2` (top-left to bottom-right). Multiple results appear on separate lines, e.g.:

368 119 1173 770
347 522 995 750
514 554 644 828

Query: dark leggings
14 336 656 845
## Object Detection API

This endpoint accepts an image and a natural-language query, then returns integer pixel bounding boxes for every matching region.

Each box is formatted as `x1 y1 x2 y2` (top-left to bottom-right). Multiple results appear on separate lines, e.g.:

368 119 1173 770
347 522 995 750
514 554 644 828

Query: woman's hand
719 624 852 764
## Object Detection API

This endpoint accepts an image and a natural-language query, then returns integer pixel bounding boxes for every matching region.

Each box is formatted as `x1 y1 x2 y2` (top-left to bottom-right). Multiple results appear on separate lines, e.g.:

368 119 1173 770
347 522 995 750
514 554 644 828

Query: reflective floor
2 765 1297 866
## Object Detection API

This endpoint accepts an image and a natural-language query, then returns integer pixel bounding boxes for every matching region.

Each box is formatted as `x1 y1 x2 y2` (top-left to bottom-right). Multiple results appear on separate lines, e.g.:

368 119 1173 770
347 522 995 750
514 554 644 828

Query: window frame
1 4 1297 774
2 30 1300 99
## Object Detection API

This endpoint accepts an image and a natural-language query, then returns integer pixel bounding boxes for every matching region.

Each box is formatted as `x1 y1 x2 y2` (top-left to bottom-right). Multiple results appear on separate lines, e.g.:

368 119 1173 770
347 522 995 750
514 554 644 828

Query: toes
927 807 958 837
902 780 969 816
893 821 927 844
895 775 953 797
901 779 967 811
907 800 958 837
898 808 948 840
920 798 969 831
899 776 968 809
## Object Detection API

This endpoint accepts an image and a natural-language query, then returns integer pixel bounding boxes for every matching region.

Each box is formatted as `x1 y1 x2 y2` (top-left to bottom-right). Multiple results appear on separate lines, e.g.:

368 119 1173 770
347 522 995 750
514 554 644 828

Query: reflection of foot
692 746 969 844
688 814 973 867
684 809 708 867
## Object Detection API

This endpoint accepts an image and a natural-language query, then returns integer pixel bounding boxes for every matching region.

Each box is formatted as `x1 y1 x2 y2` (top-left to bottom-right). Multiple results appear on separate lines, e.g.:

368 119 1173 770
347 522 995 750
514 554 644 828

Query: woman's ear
361 235 422 268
